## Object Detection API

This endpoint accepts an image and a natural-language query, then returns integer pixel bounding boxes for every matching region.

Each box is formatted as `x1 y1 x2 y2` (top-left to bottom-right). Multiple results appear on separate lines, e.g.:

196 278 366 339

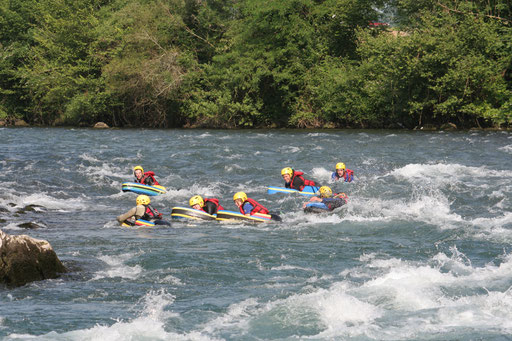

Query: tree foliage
0 0 510 128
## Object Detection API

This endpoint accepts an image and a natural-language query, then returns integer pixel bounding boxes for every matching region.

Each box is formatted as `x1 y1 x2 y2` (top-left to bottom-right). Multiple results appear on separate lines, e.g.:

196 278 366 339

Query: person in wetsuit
133 165 160 186
189 195 224 215
303 186 348 211
281 167 317 191
117 195 169 225
331 162 354 182
233 192 281 221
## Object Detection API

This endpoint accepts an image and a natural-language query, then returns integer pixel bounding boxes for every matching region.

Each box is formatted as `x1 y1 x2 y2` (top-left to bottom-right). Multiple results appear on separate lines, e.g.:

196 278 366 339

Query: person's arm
242 202 254 215
204 201 217 215
144 176 154 186
117 207 138 223
293 177 305 191
322 197 345 210
134 205 145 218
303 196 321 208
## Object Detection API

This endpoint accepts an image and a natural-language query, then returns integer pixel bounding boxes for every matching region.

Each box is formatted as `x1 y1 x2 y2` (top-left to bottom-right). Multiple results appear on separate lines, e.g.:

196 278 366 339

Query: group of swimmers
117 163 354 226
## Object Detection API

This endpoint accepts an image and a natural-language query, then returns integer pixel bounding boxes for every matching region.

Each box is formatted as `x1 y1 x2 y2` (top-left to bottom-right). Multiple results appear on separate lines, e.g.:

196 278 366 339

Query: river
1 128 511 340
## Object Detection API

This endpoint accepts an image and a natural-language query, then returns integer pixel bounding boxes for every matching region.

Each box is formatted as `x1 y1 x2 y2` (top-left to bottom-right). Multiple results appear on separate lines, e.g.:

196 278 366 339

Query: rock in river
0 230 66 287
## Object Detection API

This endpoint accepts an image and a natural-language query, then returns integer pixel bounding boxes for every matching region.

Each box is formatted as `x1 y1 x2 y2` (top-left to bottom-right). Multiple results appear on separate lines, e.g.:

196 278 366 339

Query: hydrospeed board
122 182 167 196
170 207 217 221
216 210 271 223
267 185 319 196
303 202 331 214
121 219 156 227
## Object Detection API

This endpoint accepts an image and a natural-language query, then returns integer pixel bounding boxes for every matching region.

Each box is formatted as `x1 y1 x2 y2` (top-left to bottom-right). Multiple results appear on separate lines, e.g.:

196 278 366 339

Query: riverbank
1 119 510 131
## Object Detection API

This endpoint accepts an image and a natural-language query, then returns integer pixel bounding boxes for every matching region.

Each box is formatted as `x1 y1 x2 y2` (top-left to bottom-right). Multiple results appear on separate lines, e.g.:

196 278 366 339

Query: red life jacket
290 171 316 191
143 204 162 220
136 171 160 186
204 198 224 211
238 198 269 215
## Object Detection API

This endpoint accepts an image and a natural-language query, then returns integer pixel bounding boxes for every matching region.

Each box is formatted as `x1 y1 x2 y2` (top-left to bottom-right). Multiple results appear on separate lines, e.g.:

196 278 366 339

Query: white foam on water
6 289 223 341
224 164 243 172
201 298 259 335
390 163 512 186
343 192 463 228
281 210 345 227
213 282 382 339
307 133 331 137
77 161 127 187
308 284 383 338
498 144 512 154
93 253 144 280
79 153 101 163
279 145 301 154
0 223 23 231
0 193 89 211
223 153 243 160
233 248 512 339
161 274 183 285
471 212 512 242
311 167 332 183
162 183 223 203
331 249 512 338
270 264 315 272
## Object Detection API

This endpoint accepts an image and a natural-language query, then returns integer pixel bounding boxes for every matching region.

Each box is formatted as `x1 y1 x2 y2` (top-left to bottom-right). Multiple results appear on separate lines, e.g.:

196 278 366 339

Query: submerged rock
0 230 66 287
15 204 43 214
17 222 44 229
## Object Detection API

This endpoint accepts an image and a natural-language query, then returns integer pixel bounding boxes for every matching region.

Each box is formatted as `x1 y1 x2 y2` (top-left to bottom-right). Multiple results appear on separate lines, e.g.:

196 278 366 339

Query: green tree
184 0 382 128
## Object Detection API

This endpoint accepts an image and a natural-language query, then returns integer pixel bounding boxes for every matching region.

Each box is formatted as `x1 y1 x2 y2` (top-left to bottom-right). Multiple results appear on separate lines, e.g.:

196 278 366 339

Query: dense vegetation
1 0 511 128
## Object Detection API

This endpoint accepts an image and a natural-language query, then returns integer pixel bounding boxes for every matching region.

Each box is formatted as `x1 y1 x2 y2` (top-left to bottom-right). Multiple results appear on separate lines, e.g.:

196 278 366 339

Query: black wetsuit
322 197 346 211
203 201 219 215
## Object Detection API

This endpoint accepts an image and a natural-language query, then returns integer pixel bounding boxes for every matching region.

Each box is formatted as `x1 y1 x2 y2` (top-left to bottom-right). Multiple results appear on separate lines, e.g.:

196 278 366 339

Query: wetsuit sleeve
204 201 217 215
144 177 154 186
242 202 254 215
117 207 138 223
322 198 345 211
135 205 145 218
285 182 290 188
293 177 305 191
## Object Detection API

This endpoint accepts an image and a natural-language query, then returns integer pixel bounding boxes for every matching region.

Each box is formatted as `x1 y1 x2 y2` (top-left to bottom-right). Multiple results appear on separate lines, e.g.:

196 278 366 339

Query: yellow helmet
136 195 150 205
281 167 293 176
233 192 247 202
133 165 144 173
335 162 346 170
319 186 333 198
189 195 204 207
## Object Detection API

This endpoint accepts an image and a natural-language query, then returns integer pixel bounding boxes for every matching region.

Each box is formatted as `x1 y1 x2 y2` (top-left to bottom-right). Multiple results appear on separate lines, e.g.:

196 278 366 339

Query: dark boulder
17 222 44 229
15 204 43 214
